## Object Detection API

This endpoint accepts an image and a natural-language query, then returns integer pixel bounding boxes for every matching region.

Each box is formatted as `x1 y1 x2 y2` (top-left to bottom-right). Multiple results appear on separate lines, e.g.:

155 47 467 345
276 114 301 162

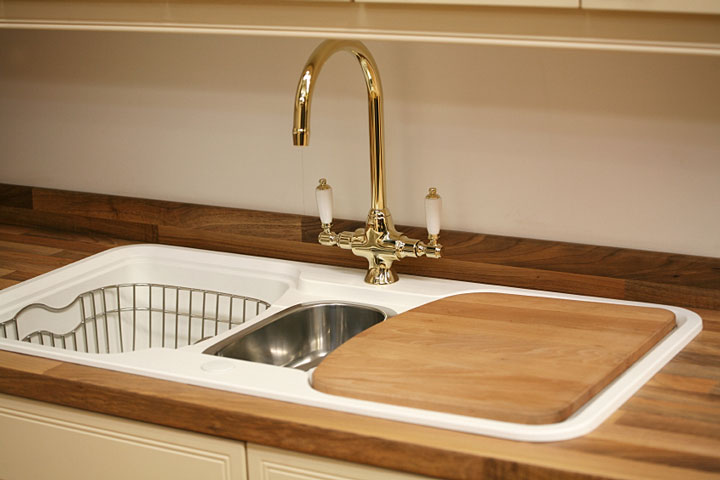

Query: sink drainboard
0 283 270 354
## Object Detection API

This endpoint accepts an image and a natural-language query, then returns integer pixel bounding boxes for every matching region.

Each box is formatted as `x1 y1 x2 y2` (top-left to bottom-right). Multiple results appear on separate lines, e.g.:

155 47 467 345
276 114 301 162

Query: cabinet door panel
248 443 432 480
0 394 246 480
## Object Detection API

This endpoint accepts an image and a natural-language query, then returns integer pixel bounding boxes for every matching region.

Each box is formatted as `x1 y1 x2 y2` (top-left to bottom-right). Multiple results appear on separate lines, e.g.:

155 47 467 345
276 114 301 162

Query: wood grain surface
0 188 719 480
1 183 719 309
313 293 676 424
0 224 718 479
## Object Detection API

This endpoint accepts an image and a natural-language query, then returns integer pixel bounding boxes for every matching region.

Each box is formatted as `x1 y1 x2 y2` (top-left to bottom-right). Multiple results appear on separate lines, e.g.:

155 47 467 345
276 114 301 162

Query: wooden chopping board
312 293 676 425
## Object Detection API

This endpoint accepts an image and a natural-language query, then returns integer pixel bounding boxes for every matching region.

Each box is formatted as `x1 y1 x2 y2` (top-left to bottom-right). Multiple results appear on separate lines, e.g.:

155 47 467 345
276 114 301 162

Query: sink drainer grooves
0 283 270 354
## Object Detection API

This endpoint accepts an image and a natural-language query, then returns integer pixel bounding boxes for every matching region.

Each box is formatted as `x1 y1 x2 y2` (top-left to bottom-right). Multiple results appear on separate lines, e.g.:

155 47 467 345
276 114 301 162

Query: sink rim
0 243 703 442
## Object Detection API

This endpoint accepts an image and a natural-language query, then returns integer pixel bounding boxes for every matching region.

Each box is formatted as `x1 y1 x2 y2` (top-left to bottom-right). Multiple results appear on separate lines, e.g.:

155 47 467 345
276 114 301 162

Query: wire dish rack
0 283 271 354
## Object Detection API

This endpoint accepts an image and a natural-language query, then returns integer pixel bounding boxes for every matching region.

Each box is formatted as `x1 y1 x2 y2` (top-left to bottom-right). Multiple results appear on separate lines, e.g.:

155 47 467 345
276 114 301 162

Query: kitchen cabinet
1 0 719 55
247 443 433 480
0 393 247 480
0 394 432 480
355 0 720 15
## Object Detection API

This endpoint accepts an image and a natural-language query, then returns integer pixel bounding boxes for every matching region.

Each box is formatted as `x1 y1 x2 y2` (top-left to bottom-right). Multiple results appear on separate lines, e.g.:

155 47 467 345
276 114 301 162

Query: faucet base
365 264 398 286
317 209 440 286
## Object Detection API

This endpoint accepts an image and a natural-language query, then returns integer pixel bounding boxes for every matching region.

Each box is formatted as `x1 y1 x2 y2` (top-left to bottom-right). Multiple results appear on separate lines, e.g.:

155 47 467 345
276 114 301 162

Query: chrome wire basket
0 283 271 354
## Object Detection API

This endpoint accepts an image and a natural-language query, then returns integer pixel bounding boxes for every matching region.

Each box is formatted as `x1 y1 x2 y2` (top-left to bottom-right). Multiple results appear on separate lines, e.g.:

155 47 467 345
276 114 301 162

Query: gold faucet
292 40 442 285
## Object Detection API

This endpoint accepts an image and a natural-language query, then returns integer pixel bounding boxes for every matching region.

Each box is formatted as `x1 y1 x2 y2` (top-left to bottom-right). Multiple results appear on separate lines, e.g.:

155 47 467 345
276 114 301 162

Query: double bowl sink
0 244 703 442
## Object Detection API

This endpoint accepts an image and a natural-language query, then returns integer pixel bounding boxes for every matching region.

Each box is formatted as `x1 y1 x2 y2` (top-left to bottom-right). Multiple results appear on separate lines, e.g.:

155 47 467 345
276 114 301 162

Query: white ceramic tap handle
316 178 334 225
425 187 441 237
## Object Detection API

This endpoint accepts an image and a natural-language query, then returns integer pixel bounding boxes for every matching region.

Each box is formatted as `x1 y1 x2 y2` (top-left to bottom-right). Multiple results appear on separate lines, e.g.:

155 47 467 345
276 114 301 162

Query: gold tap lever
296 40 442 285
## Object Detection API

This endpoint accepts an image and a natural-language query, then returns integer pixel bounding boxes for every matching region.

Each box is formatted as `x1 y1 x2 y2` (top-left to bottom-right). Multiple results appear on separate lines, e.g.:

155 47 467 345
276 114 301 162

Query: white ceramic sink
0 245 702 442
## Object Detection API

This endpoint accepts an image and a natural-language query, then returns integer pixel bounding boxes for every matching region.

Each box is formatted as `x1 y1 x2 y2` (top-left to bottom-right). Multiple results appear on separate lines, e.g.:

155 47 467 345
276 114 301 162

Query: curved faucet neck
293 40 387 212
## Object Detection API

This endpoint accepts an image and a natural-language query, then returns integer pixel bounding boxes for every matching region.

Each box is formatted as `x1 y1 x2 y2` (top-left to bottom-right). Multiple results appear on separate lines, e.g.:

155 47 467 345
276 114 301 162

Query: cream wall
1 29 718 257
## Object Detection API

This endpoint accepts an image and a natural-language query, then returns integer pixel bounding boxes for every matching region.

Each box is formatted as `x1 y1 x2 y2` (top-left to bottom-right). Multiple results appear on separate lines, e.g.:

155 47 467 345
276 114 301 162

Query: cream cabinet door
247 443 434 480
0 393 247 480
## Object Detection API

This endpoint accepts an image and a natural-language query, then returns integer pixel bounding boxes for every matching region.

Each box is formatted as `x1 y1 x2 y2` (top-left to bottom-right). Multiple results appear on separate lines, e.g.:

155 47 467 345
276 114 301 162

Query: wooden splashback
312 293 676 425
1 183 719 310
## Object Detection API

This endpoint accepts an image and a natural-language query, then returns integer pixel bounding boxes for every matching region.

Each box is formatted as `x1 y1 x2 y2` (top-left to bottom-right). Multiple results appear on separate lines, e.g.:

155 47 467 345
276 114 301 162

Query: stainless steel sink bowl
203 302 388 371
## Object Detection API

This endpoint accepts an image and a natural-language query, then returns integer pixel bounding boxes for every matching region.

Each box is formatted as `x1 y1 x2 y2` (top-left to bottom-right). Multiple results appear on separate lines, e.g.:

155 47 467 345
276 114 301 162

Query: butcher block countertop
1 223 719 480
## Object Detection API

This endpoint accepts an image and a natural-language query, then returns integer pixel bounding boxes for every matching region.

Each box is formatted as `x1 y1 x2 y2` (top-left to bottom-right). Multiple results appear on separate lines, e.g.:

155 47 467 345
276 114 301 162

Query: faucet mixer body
293 40 441 285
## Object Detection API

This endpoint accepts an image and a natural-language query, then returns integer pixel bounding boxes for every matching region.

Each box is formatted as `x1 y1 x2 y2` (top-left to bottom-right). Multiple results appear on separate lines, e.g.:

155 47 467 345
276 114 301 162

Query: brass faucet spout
292 130 308 146
292 40 386 211
294 40 441 285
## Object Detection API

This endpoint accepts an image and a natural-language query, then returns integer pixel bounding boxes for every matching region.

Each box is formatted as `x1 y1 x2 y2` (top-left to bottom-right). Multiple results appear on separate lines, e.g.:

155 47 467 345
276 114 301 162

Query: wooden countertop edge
1 320 719 480
0 350 604 480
